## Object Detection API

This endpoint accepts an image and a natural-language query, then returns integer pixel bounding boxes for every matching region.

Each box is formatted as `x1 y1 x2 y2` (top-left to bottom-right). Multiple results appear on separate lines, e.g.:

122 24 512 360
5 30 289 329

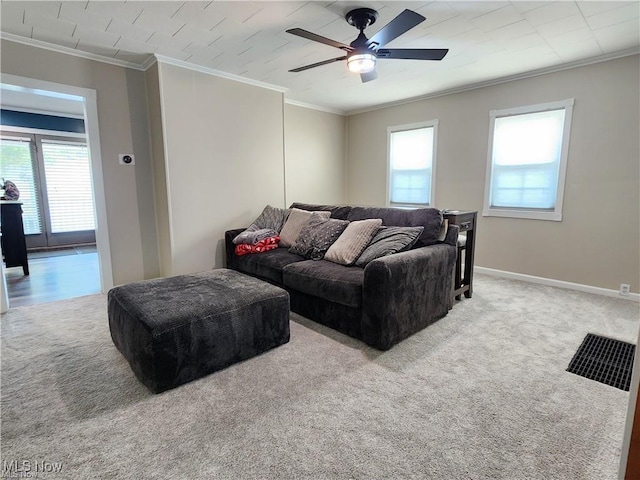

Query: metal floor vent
567 333 635 391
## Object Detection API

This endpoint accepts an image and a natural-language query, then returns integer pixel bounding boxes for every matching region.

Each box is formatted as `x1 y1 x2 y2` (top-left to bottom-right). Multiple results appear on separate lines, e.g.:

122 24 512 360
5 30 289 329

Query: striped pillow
325 219 383 266
354 226 424 267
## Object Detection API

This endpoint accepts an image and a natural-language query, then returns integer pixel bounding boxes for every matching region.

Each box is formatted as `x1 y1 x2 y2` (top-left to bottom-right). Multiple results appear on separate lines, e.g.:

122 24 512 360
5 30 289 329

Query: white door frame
1 73 114 297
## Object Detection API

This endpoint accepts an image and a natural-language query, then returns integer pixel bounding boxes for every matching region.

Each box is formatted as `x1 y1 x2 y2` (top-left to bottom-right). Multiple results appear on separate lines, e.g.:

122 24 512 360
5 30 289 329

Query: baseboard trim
475 267 640 303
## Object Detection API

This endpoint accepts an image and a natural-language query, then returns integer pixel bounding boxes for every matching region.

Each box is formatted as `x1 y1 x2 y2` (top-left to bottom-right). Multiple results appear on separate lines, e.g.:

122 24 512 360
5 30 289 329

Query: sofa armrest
224 228 247 270
362 243 457 350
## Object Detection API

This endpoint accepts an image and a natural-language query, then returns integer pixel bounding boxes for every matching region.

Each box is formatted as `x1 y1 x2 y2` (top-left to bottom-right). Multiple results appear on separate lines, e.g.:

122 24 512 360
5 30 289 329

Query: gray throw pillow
355 226 424 267
233 205 289 245
251 205 290 232
324 218 383 266
279 208 330 247
289 215 349 260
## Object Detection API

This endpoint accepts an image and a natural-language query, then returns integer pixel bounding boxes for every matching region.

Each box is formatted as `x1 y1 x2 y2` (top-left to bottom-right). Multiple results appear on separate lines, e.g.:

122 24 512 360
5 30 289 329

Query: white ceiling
1 1 639 114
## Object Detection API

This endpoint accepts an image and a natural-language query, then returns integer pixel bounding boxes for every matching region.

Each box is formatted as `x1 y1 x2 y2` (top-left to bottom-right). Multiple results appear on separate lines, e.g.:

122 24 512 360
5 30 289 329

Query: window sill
483 208 562 221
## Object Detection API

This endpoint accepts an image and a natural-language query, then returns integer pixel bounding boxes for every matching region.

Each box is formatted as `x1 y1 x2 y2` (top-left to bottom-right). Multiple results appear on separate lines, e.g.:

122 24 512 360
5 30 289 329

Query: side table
443 210 477 300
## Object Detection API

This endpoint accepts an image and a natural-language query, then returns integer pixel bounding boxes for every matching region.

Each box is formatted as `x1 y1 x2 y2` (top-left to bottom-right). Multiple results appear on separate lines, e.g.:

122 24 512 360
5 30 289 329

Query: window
41 140 95 233
388 120 438 207
0 136 42 235
0 132 95 248
484 99 574 221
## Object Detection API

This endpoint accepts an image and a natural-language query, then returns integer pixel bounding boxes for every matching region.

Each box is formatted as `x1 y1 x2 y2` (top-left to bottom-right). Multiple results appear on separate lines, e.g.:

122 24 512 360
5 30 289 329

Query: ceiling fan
286 8 448 83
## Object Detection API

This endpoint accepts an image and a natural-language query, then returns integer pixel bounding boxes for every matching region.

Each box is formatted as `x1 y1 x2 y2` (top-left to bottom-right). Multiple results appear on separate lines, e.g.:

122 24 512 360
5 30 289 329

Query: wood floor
4 247 101 308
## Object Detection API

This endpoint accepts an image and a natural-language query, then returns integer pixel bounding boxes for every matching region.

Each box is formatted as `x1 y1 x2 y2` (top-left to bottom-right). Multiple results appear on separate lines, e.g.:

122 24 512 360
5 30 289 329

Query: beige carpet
1 274 638 479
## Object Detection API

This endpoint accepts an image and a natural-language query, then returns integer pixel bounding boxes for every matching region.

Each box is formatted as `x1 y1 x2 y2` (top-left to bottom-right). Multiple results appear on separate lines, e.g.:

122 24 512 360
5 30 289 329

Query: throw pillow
251 205 290 232
289 215 349 260
279 208 330 247
233 228 279 245
233 205 290 245
324 219 383 266
355 226 424 267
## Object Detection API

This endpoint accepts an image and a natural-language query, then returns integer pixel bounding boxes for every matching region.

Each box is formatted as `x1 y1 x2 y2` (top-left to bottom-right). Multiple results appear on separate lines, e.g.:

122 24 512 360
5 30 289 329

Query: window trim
483 98 574 221
386 119 439 208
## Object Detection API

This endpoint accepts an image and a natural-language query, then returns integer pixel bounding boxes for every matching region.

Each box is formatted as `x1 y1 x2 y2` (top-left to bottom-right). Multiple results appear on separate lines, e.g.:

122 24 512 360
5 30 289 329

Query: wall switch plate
119 154 135 165
620 284 631 296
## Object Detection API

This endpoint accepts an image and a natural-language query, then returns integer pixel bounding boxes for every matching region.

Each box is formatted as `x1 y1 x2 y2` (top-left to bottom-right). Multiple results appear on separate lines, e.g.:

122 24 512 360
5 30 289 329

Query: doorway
0 74 113 309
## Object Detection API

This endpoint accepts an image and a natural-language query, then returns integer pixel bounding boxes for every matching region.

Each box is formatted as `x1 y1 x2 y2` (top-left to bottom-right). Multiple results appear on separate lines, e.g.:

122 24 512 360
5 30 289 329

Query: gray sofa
225 203 459 351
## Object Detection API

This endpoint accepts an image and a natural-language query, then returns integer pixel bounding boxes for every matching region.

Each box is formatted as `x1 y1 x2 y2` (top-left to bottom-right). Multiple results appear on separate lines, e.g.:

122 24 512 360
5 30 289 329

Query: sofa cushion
346 206 442 247
283 260 364 308
289 216 349 260
234 247 304 284
289 202 353 220
324 218 383 266
355 226 424 267
279 209 330 247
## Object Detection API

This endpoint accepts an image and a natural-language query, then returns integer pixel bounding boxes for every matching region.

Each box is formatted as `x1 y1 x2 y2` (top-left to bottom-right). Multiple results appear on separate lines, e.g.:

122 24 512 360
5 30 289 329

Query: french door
0 131 96 248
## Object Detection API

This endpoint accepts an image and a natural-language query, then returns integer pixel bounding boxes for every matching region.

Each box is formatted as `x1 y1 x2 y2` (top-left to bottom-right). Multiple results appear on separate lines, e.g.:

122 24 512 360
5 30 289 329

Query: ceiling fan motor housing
346 8 378 31
346 8 378 61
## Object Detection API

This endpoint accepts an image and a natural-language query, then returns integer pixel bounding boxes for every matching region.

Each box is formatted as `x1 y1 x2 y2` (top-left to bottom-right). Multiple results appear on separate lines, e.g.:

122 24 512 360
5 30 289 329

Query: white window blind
388 124 436 206
0 137 42 235
484 99 574 221
490 109 565 209
41 141 95 233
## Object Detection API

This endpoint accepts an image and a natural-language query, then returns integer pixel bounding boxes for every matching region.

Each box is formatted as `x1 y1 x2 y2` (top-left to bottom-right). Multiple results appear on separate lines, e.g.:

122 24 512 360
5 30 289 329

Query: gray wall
5 37 636 295
347 55 640 293
145 62 171 278
1 39 160 285
284 104 347 206
152 62 286 275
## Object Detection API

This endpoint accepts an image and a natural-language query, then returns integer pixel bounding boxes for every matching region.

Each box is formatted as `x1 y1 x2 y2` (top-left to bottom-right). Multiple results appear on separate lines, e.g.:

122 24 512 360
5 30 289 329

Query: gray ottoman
108 269 290 393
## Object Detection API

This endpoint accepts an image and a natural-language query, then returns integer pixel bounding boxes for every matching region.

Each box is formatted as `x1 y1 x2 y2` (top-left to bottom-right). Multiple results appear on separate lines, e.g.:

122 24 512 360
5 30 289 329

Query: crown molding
3 31 637 116
284 98 345 116
142 55 158 71
0 32 147 71
346 47 640 116
154 55 287 93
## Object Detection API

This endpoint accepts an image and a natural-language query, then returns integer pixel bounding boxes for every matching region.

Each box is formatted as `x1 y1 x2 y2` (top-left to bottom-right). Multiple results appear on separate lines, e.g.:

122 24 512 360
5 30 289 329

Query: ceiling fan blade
289 56 347 73
367 9 425 49
376 48 449 60
286 28 353 51
360 70 378 83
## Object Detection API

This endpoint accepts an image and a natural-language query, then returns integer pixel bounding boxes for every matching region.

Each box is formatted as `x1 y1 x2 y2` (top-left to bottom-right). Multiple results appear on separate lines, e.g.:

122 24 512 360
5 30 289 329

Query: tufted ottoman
108 269 290 393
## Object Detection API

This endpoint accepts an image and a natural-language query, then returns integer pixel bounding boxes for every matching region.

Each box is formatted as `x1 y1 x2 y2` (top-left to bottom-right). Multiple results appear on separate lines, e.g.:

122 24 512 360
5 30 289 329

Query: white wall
284 104 347 206
347 55 640 293
153 62 286 275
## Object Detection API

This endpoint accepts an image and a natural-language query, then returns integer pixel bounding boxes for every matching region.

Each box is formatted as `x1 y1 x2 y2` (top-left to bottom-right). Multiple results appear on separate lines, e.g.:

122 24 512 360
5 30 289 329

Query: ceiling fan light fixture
347 53 376 73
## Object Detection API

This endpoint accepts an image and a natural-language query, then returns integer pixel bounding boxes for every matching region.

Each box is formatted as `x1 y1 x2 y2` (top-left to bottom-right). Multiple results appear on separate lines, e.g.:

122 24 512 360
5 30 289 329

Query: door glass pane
0 137 42 234
41 142 95 233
